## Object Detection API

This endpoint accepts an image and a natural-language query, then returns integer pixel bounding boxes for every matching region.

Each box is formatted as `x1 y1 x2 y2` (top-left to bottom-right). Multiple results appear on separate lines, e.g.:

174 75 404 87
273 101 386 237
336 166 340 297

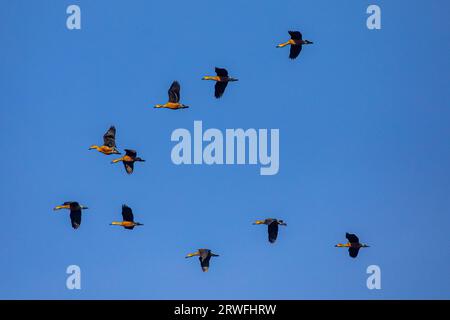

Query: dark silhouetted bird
185 249 219 272
276 31 313 59
335 233 370 258
53 201 88 229
253 218 287 243
202 67 238 98
111 149 145 174
110 204 143 230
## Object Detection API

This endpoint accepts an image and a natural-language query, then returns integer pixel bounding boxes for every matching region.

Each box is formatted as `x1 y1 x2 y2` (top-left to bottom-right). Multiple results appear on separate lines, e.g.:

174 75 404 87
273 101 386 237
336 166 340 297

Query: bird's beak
253 220 265 225
53 205 68 211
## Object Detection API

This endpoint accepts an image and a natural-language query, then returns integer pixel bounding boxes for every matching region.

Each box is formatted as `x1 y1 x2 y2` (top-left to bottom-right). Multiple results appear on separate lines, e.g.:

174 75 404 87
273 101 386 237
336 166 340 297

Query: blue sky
1 0 450 299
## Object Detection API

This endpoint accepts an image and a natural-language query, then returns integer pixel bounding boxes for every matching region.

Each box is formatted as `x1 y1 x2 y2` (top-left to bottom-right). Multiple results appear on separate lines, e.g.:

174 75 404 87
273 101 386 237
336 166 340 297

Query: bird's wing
168 81 180 103
125 149 137 158
122 204 134 222
103 126 116 148
200 255 211 271
288 31 303 40
268 222 279 243
215 67 229 77
346 233 359 244
289 45 302 59
123 161 134 174
214 82 228 99
348 247 360 258
70 209 82 229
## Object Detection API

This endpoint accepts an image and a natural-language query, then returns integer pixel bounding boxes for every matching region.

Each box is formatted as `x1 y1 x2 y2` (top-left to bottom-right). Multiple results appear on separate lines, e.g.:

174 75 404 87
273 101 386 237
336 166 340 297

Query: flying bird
53 201 88 229
111 149 145 174
185 249 219 272
335 233 370 258
88 126 121 155
202 67 238 98
276 31 313 59
110 204 143 230
253 218 287 243
154 81 189 109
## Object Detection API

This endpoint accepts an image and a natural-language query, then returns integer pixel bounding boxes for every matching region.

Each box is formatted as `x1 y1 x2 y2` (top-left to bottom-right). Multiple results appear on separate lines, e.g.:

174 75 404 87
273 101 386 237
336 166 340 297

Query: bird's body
185 249 219 272
110 205 143 230
253 218 287 243
276 31 313 59
111 149 145 174
53 201 88 229
154 81 189 109
335 233 370 258
202 67 238 98
89 126 121 155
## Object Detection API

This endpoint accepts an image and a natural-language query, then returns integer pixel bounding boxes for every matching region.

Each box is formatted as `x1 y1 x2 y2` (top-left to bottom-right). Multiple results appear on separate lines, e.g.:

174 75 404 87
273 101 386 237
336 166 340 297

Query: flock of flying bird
53 31 370 272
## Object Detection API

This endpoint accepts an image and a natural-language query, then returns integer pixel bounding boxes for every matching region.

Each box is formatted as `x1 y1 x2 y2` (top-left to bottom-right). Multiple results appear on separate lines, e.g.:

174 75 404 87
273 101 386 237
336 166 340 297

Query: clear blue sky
1 0 450 299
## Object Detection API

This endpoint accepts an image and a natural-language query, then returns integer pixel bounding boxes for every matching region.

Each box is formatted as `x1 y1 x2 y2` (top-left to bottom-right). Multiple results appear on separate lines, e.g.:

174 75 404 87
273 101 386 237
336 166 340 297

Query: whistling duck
53 201 88 229
335 233 370 258
276 31 313 59
185 249 219 272
253 218 287 243
88 126 121 155
202 67 238 98
154 81 189 109
111 149 145 174
110 204 143 230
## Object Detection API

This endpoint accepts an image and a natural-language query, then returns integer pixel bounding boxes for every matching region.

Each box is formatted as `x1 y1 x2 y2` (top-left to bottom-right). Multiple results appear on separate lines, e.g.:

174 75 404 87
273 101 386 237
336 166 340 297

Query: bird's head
185 251 200 258
253 220 266 225
88 145 99 150
154 104 164 108
202 76 214 81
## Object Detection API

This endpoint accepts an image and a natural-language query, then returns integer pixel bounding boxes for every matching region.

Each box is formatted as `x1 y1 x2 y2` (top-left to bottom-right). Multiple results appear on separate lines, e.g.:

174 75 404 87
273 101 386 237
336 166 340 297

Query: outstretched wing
215 67 229 77
288 31 303 40
349 247 360 258
268 221 279 243
199 255 211 272
124 149 137 158
70 209 82 229
346 233 359 244
289 45 302 59
123 161 134 174
122 204 134 222
168 81 180 103
103 126 116 148
214 82 228 99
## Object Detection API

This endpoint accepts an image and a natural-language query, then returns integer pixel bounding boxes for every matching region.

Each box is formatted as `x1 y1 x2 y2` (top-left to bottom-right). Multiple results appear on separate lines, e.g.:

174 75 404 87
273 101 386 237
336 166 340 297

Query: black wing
214 82 228 99
123 161 134 174
288 31 303 40
199 255 211 272
268 221 279 243
349 247 360 258
168 81 180 103
121 205 134 222
103 126 116 148
346 233 359 244
215 67 228 77
289 45 302 59
70 209 82 229
125 149 137 158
